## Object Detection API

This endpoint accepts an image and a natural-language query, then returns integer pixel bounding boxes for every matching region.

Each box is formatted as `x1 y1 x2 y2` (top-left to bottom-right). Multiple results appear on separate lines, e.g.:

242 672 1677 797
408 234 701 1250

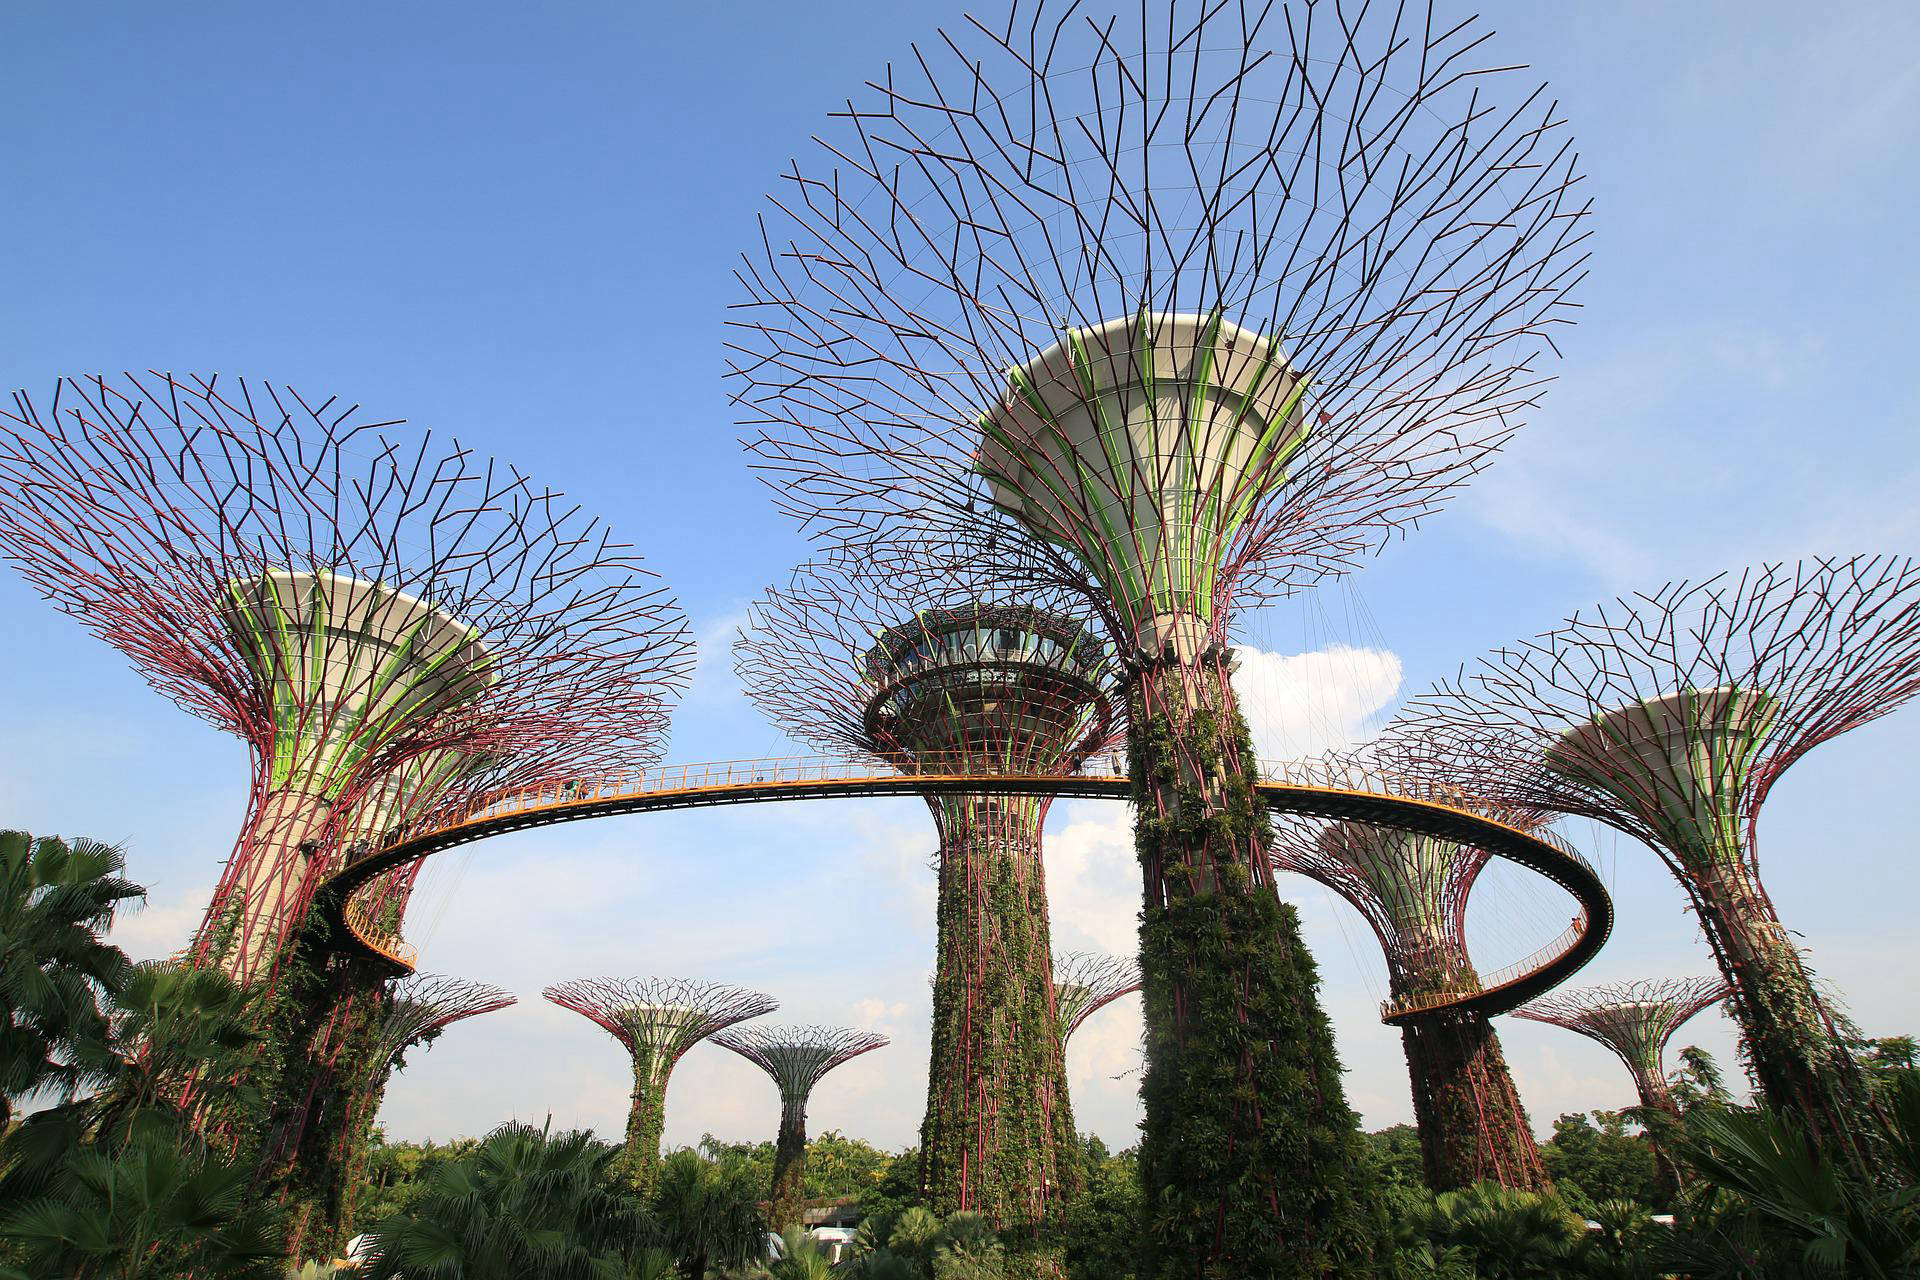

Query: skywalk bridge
316 754 1611 1023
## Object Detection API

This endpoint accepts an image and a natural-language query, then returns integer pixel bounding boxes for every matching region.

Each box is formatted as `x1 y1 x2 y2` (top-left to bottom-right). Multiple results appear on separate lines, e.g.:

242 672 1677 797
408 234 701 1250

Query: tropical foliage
356 1122 656 1280
0 830 141 1129
1654 1072 1920 1278
1538 1111 1665 1216
3 824 1917 1280
0 830 281 1279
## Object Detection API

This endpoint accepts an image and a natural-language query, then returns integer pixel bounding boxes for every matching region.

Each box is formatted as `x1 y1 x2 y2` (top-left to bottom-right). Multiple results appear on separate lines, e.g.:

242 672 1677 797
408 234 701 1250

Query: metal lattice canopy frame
544 977 778 1093
1388 558 1920 885
730 0 1591 650
1052 950 1140 1042
1515 977 1729 1110
0 373 695 985
367 973 517 1082
1385 555 1920 1166
711 1023 890 1117
736 554 1120 774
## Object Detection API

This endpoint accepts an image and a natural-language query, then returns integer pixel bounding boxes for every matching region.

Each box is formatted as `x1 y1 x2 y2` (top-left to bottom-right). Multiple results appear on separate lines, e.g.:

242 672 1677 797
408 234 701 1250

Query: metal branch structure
738 558 1116 1244
1391 556 1920 1173
368 973 518 1078
1270 802 1550 1192
322 976 515 1244
1517 978 1728 1116
1052 951 1140 1043
711 1024 889 1230
728 2 1588 1268
266 969 517 1258
545 977 776 1193
1515 977 1727 1196
0 372 696 989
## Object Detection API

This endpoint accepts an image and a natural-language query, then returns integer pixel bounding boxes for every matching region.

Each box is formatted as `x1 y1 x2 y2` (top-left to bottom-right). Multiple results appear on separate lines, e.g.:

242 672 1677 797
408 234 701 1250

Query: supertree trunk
256 941 393 1261
624 1049 669 1197
1684 862 1873 1164
262 957 514 1260
1400 1014 1550 1193
920 792 1077 1272
1622 1065 1688 1204
770 1102 808 1237
1129 653 1372 1277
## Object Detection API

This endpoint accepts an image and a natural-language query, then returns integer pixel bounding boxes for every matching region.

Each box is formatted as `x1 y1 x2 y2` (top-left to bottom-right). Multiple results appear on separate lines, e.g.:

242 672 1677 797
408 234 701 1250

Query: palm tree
0 831 142 1129
1659 1081 1920 1278
930 1211 1006 1279
358 1121 652 1280
647 1149 768 1278
90 962 262 1145
769 1226 833 1280
0 1131 285 1280
1403 1183 1587 1279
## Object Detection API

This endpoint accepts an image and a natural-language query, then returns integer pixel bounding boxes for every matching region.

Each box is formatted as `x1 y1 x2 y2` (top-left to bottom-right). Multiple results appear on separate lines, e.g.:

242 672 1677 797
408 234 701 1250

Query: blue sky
2 0 1918 1153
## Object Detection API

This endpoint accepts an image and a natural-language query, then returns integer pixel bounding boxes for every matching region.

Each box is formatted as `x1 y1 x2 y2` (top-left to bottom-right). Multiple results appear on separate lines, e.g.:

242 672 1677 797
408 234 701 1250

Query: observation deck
318 753 1610 1022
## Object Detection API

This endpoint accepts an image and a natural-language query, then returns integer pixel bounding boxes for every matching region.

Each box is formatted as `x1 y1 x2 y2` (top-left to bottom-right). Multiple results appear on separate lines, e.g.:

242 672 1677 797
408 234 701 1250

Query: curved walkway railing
320 753 1611 1021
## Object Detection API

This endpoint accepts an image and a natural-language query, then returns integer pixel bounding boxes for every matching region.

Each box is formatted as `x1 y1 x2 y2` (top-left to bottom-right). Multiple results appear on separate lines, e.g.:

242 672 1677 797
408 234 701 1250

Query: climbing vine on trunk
920 793 1078 1278
1128 654 1376 1278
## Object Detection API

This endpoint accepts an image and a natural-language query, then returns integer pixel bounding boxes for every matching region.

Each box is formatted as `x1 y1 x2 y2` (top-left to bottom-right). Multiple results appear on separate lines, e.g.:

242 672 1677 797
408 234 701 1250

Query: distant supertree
729 0 1589 1268
1392 557 1920 1174
1270 810 1550 1192
711 1024 888 1230
738 558 1115 1246
1052 952 1140 1044
1516 977 1728 1196
545 978 776 1193
0 372 694 988
277 974 515 1257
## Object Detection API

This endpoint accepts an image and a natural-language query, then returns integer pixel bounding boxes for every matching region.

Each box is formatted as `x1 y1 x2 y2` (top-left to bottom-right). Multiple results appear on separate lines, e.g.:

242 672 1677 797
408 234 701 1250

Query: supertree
0 371 694 988
544 977 777 1194
1515 977 1728 1196
1390 556 1920 1175
710 1024 889 1231
1052 951 1140 1044
0 371 694 1252
1269 806 1552 1192
728 1 1589 1269
738 558 1117 1256
277 973 516 1256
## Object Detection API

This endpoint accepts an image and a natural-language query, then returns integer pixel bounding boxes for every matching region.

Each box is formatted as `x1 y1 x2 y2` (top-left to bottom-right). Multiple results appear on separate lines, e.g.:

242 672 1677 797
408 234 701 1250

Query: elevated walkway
317 753 1610 1021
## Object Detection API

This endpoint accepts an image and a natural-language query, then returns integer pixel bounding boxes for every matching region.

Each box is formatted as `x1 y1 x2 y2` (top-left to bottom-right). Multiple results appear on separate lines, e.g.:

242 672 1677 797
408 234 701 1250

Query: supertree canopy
1515 976 1727 1197
1270 811 1550 1192
0 372 695 989
275 973 515 1257
738 558 1116 1249
545 977 776 1194
711 1024 888 1231
729 1 1588 1268
1052 951 1140 1044
1391 556 1920 1175
1517 977 1728 1117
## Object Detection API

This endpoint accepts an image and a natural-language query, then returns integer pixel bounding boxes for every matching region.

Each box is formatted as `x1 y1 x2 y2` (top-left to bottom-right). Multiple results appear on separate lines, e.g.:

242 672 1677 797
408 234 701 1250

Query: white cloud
1233 643 1403 760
